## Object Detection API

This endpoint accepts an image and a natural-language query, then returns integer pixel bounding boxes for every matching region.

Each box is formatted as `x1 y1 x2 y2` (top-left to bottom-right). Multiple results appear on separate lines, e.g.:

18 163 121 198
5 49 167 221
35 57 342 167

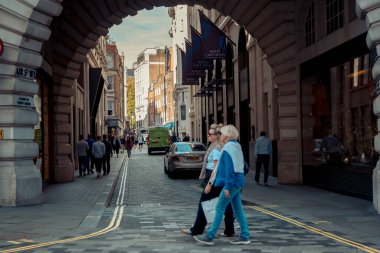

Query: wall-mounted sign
0 128 3 140
0 39 4 56
106 119 119 127
17 96 33 107
15 67 36 79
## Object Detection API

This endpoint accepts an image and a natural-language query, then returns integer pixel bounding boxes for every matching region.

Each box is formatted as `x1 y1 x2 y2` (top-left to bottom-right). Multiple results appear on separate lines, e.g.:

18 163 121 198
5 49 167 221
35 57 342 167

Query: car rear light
171 155 180 161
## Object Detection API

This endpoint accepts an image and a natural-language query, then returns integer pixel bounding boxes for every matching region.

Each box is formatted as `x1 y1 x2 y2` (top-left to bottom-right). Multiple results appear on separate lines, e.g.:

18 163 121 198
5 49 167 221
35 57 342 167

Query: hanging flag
180 46 200 85
199 10 227 59
190 26 213 70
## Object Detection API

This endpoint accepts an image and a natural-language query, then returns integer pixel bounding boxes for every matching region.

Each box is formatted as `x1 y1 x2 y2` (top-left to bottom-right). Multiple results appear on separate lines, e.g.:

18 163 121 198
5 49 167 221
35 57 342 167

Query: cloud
109 7 172 69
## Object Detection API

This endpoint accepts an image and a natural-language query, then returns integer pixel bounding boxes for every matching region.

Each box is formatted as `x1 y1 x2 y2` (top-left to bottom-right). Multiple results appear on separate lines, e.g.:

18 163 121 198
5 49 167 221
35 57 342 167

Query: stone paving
1 147 380 253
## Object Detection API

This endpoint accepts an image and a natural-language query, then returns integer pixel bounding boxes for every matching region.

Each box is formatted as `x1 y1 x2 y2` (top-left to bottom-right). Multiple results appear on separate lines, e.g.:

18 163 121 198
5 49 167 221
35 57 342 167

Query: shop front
106 118 122 139
301 34 377 200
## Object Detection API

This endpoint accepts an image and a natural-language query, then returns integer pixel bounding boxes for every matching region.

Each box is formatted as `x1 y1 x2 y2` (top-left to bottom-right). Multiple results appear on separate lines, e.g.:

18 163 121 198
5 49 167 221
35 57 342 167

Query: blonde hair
209 123 223 135
220 125 239 140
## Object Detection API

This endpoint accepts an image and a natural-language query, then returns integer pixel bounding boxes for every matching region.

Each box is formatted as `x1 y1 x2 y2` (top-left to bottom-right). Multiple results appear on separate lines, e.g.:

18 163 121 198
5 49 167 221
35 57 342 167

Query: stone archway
0 0 379 213
48 0 300 184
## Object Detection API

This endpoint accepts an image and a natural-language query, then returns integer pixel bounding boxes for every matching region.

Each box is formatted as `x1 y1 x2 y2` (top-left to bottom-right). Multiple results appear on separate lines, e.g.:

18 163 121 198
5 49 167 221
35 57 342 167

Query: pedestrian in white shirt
92 136 106 178
254 131 272 186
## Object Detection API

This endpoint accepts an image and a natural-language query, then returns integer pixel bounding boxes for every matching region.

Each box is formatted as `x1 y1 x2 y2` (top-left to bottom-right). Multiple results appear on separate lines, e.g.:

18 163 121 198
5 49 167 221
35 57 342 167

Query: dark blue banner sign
199 11 227 59
191 26 214 70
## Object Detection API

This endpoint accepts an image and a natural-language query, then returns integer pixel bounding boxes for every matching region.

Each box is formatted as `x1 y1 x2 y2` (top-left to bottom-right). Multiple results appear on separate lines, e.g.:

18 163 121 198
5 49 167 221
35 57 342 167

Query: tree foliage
126 77 135 128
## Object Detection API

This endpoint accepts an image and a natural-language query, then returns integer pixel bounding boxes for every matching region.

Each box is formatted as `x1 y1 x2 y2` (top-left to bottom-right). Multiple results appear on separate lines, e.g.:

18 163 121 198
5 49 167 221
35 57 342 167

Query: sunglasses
208 133 216 136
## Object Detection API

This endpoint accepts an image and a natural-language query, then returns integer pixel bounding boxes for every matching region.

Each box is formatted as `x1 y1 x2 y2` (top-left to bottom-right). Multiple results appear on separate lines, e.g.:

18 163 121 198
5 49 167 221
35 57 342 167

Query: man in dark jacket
102 134 113 175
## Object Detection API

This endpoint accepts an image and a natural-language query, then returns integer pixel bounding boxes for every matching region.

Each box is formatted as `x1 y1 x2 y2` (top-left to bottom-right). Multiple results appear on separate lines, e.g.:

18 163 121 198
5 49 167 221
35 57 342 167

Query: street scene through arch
0 0 380 217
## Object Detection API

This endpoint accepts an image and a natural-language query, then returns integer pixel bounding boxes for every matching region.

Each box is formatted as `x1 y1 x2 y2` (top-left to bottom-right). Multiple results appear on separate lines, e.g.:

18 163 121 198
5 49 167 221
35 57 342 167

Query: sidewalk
242 172 380 248
0 152 126 245
0 153 379 249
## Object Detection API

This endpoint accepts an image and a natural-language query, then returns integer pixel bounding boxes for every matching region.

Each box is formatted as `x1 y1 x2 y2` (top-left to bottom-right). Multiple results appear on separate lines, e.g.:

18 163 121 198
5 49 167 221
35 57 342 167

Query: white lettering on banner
17 96 33 107
15 67 37 79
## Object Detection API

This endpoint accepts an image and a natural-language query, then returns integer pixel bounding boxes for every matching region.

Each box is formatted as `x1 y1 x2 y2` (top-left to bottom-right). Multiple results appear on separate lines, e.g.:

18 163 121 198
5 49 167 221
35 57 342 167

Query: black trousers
94 157 103 174
87 152 94 172
102 155 111 174
190 185 235 236
255 154 270 183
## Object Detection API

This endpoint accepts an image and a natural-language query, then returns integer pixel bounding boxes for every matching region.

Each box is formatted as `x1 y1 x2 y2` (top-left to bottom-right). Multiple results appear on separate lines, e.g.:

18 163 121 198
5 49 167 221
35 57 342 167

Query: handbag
201 197 219 223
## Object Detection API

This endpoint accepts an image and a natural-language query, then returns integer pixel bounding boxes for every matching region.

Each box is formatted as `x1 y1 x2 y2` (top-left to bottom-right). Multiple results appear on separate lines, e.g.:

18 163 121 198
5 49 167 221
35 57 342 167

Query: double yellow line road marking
2 173 379 252
0 159 130 253
193 184 380 253
249 205 380 253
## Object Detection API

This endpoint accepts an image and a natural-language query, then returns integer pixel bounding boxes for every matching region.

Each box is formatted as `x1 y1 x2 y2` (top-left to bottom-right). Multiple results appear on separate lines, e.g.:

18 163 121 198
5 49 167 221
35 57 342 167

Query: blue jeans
207 186 249 240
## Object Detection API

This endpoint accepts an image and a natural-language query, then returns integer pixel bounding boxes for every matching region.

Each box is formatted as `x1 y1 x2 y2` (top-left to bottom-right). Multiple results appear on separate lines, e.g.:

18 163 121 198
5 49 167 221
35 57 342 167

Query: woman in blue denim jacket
194 125 250 245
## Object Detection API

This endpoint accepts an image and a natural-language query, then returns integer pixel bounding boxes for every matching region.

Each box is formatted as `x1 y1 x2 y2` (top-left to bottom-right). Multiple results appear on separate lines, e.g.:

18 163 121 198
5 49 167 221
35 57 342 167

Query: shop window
349 55 370 88
305 1 315 47
326 0 344 35
302 52 377 168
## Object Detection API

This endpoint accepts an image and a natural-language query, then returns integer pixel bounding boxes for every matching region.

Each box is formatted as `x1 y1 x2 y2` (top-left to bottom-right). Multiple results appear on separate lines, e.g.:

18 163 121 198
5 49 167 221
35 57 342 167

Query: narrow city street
2 147 379 253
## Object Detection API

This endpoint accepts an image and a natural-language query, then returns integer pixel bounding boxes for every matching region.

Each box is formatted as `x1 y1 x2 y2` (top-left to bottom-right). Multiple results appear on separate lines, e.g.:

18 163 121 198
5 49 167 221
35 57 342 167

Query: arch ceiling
51 0 296 87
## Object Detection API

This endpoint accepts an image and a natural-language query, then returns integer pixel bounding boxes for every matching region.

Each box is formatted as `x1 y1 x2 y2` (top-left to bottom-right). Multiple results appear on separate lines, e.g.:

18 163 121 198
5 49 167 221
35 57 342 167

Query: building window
326 0 344 35
305 1 315 47
107 101 114 116
107 76 113 90
181 104 186 120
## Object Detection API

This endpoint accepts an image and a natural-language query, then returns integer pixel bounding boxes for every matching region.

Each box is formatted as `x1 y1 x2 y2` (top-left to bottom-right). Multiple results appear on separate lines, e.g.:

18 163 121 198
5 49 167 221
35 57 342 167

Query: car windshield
176 143 206 152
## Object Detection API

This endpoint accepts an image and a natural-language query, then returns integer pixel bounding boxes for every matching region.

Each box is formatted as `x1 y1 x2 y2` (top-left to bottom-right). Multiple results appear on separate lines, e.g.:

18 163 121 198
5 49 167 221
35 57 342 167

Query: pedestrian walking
102 134 113 175
85 134 95 174
181 124 235 237
254 131 272 186
114 137 121 157
194 125 250 246
125 135 134 158
182 133 190 142
138 134 144 151
121 137 125 154
76 134 89 176
92 136 106 178
133 134 138 149
171 132 178 144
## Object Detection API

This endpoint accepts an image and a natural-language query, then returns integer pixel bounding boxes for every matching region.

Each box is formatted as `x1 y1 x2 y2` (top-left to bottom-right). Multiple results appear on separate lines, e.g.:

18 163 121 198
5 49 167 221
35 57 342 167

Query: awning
163 122 174 129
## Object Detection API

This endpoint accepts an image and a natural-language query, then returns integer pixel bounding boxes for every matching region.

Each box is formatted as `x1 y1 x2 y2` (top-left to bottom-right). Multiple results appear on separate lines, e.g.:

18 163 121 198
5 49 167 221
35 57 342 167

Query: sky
108 7 172 69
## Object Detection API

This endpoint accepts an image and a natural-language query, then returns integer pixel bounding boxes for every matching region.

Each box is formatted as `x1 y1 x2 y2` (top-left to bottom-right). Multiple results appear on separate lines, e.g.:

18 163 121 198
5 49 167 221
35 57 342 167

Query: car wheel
167 163 174 178
164 160 168 174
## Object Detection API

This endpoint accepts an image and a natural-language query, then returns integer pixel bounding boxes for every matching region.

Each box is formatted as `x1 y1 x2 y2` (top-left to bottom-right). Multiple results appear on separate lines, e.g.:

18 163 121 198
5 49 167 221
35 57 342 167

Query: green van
147 127 170 155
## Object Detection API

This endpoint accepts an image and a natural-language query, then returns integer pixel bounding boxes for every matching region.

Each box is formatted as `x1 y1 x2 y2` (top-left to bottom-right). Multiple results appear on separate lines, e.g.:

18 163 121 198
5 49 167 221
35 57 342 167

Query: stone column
356 0 380 214
0 0 62 206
